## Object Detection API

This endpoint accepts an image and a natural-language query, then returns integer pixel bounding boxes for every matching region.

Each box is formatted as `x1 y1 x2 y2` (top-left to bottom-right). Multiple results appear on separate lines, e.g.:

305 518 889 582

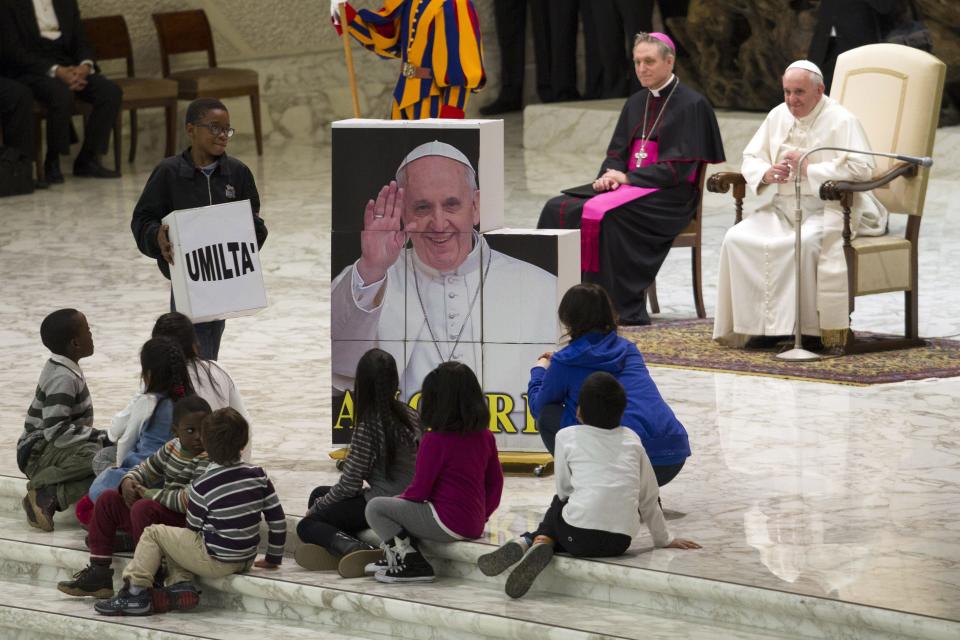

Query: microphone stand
776 147 932 362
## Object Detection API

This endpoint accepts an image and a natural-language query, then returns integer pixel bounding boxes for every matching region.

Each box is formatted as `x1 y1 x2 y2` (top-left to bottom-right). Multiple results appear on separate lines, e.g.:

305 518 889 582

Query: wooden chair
152 10 263 155
646 163 708 319
708 44 945 353
82 15 178 168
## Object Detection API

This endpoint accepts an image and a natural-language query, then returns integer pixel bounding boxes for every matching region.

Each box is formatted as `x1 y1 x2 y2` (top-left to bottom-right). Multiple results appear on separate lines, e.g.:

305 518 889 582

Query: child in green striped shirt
20 309 106 532
57 396 211 599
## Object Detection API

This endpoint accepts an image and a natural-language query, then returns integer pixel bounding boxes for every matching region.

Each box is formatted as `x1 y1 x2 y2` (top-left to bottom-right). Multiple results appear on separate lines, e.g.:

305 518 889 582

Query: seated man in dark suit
0 19 39 185
2 0 121 182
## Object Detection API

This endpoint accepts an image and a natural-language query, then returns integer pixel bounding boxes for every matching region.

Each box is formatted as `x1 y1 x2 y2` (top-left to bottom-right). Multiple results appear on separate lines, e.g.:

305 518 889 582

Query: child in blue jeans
479 372 700 598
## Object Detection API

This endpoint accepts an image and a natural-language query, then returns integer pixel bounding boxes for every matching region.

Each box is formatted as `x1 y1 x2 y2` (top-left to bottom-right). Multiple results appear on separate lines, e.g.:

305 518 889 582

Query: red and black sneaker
150 581 200 613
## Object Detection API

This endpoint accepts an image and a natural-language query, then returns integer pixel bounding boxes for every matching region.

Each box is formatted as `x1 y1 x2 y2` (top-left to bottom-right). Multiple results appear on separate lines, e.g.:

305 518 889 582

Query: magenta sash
581 140 659 273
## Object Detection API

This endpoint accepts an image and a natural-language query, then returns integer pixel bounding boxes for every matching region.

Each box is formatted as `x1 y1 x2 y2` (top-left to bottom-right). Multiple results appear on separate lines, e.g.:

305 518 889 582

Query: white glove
330 0 342 24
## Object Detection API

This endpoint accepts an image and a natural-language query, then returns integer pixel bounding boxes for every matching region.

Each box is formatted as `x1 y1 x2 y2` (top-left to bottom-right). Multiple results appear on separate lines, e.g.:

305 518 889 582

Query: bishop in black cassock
538 33 724 325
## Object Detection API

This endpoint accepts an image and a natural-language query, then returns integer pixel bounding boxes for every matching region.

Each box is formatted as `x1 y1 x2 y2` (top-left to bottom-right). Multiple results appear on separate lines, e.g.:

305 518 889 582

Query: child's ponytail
140 336 196 399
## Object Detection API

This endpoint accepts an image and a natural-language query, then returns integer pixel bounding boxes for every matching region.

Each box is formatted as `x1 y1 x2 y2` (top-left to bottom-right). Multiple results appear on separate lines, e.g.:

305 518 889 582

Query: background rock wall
670 0 959 117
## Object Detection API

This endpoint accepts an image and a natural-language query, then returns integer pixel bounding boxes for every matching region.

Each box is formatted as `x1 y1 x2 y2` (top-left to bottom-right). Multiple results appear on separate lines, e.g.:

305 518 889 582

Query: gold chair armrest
819 162 918 249
820 162 918 201
707 172 747 223
706 172 746 194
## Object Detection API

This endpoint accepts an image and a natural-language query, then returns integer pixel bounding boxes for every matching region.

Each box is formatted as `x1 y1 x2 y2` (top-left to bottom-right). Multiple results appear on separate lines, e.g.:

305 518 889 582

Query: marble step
0 526 793 640
0 572 387 640
522 100 960 178
7 477 960 639
426 541 960 640
3 475 957 639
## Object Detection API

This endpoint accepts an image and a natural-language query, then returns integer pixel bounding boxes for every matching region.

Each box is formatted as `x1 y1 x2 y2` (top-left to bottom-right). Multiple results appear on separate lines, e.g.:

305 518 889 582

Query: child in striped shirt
94 408 286 616
57 395 211 599
19 309 107 532
296 348 420 578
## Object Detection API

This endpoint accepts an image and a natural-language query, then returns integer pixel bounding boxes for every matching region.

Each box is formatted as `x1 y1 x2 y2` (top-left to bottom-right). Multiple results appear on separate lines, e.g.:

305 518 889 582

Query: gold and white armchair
709 44 946 354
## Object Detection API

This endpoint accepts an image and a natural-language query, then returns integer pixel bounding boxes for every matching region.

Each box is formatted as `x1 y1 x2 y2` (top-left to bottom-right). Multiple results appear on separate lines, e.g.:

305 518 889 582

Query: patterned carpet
621 319 960 385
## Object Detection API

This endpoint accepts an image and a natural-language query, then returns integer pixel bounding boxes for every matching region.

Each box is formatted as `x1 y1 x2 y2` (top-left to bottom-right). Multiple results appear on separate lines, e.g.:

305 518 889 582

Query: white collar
410 231 486 279
49 354 83 379
650 74 676 98
794 95 828 127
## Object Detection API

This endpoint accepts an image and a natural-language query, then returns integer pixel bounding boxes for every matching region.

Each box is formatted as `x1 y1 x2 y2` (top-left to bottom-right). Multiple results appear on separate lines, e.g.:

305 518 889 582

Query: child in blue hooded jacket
528 283 690 486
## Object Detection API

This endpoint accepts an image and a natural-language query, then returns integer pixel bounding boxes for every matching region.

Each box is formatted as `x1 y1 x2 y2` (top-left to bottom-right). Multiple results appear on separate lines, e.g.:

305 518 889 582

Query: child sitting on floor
86 336 194 504
528 283 690 487
364 362 503 584
296 348 421 578
478 371 701 599
19 309 108 532
94 408 286 616
150 312 250 432
57 396 211 598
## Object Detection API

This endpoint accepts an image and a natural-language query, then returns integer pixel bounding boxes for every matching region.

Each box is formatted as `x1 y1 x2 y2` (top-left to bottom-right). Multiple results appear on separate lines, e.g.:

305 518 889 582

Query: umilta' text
185 242 257 282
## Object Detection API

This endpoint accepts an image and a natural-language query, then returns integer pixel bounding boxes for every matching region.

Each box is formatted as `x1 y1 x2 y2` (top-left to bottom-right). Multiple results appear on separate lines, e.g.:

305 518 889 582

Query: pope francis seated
712 60 887 350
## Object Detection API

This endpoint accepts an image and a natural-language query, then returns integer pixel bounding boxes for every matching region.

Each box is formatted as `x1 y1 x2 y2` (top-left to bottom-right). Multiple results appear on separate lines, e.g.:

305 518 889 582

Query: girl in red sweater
364 362 503 583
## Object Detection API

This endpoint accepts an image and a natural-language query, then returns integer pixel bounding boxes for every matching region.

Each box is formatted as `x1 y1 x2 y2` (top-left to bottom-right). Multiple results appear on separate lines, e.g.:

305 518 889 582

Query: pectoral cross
635 148 648 164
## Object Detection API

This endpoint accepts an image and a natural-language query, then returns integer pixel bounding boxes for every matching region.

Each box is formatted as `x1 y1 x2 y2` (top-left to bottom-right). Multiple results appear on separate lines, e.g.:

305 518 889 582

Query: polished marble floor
1 112 959 624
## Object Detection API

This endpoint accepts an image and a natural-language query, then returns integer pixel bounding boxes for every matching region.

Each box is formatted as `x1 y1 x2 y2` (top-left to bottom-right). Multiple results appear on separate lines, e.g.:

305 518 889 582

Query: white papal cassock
331 233 557 396
713 95 888 347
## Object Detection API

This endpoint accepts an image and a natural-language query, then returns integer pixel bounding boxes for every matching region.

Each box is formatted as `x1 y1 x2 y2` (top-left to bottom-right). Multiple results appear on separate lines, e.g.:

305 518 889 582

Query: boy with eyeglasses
130 98 268 360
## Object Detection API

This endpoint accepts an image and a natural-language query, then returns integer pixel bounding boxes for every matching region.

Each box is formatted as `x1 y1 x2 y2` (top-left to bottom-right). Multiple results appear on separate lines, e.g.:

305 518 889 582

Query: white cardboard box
330 118 504 233
163 200 267 323
481 228 580 344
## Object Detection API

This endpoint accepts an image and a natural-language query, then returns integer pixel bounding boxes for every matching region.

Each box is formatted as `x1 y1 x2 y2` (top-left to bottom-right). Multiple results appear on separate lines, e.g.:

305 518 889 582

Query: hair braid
169 342 184 398
170 340 195 398
152 312 221 396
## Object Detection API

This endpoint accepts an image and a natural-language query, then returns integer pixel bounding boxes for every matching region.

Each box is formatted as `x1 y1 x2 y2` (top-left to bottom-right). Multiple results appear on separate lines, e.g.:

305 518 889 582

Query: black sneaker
374 551 435 584
57 564 114 598
478 538 528 577
94 581 152 616
151 581 200 613
504 542 554 599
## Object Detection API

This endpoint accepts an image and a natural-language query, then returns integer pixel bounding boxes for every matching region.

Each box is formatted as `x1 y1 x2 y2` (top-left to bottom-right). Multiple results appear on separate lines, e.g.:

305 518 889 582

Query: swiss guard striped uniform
338 0 485 119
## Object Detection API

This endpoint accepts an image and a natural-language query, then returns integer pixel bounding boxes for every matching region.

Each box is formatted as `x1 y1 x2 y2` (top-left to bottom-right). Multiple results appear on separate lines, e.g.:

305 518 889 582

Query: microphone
778 143 929 362
789 146 933 171
895 154 934 167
